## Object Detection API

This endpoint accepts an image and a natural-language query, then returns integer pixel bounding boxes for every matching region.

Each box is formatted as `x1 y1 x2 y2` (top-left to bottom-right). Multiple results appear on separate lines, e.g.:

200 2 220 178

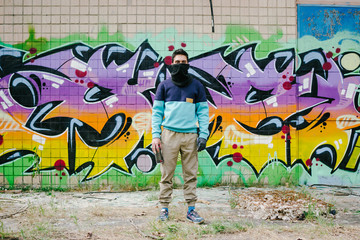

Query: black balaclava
168 63 192 87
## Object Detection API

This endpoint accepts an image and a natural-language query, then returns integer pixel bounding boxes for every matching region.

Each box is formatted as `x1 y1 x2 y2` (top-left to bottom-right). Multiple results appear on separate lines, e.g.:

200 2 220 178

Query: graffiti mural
0 5 360 187
0 36 360 186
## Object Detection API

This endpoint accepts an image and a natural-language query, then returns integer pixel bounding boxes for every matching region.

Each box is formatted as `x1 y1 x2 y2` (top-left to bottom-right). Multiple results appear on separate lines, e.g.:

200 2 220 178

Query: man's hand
152 138 161 153
197 137 207 152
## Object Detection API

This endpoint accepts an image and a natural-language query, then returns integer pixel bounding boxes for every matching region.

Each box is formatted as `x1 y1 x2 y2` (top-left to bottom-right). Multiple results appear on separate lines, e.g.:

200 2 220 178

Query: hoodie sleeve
152 83 165 139
195 84 209 139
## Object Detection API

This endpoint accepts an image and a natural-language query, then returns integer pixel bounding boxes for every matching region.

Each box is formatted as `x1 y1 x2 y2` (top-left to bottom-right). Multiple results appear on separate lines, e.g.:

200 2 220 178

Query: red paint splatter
233 152 243 163
282 75 287 79
281 135 285 139
55 173 58 176
316 163 318 166
75 79 79 83
30 59 35 63
289 76 295 82
54 159 66 171
316 158 320 161
287 135 292 140
75 69 87 78
283 82 292 90
240 145 244 149
80 80 84 84
323 62 332 71
335 48 341 53
181 42 187 47
60 177 62 180
282 125 290 134
154 62 160 68
168 45 174 51
232 144 238 149
227 161 233 167
334 57 338 61
326 51 333 58
164 56 172 65
29 48 37 54
306 158 312 167
87 82 95 88
0 135 3 146
357 106 360 112
61 172 66 176
26 55 30 58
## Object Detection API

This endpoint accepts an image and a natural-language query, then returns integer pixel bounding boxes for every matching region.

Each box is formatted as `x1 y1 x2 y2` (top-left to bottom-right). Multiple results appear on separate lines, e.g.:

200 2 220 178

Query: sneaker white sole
186 218 205 224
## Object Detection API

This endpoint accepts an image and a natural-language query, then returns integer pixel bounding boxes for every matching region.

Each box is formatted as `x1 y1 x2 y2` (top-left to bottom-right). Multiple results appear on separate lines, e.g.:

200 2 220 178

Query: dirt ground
0 185 360 240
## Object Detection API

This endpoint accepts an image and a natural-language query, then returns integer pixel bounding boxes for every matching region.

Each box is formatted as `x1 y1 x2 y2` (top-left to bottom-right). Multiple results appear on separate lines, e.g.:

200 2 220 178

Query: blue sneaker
159 209 168 221
187 210 205 224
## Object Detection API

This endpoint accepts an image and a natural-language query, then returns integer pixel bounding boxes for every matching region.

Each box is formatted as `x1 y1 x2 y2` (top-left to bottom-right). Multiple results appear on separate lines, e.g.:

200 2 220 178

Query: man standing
151 49 209 224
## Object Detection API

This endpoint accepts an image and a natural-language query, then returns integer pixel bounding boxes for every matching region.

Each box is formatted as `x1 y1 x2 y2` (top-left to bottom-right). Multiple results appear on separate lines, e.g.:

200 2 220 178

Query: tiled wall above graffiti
0 1 359 188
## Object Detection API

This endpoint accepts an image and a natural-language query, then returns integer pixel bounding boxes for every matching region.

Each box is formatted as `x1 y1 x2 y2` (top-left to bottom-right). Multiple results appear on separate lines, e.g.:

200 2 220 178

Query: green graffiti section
223 25 288 58
0 25 134 56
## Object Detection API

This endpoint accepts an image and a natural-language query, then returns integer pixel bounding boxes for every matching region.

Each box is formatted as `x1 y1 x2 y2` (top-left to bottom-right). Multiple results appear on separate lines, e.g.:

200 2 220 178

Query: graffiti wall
297 4 360 186
0 4 360 188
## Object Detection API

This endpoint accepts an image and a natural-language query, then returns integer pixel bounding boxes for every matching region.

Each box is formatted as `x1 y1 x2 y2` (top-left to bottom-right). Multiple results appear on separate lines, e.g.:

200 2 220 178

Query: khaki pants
159 129 198 208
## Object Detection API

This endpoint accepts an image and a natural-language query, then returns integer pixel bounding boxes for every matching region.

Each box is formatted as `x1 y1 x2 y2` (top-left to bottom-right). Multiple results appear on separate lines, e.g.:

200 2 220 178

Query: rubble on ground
231 188 334 221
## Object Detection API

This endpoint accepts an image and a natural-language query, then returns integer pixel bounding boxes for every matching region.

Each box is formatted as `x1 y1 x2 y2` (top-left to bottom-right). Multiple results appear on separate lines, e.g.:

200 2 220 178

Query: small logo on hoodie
186 98 194 103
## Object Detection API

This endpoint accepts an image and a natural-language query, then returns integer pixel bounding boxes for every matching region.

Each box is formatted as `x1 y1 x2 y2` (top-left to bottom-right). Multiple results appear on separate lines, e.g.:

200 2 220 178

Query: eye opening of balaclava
168 63 192 87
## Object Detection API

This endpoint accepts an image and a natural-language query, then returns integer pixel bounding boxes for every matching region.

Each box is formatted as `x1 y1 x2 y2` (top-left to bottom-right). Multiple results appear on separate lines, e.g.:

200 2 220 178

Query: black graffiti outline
23 101 131 179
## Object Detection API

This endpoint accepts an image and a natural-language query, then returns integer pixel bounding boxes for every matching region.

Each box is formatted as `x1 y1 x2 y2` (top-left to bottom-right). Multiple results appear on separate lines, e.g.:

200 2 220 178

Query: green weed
0 221 8 239
304 202 317 220
147 217 249 240
210 220 248 234
228 187 240 209
39 206 45 216
19 222 52 239
146 192 158 201
71 215 79 225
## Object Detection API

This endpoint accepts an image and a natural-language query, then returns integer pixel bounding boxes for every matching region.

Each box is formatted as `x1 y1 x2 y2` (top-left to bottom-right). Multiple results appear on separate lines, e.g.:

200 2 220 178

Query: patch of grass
15 220 76 240
3 185 70 193
210 220 248 234
303 202 318 221
146 192 158 201
36 186 70 192
146 218 249 240
39 206 45 216
228 189 240 209
23 222 52 238
0 221 9 239
71 215 79 226
166 223 178 233
300 196 335 224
